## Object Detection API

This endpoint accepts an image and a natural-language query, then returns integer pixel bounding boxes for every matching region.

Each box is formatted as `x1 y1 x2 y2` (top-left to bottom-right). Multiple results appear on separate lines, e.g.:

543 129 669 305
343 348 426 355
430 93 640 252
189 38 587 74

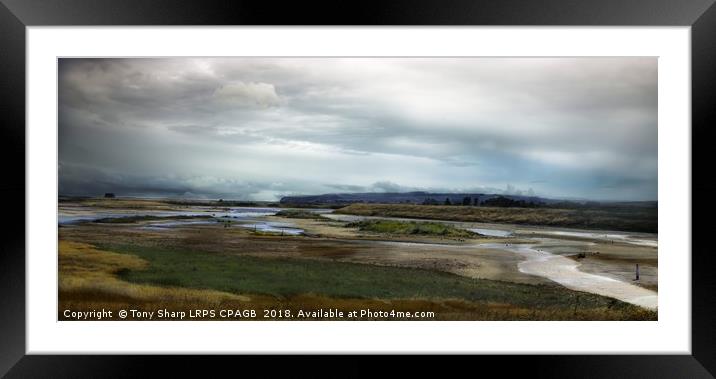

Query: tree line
422 195 542 208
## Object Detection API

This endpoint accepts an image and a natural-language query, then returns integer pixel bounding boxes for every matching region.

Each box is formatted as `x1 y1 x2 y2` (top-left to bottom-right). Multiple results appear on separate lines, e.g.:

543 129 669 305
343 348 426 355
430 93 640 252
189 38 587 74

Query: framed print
1 0 715 376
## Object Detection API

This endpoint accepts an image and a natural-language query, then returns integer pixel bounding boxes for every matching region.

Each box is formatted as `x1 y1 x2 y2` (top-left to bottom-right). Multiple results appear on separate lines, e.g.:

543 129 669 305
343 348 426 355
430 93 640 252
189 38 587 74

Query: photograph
3 0 713 373
57 57 658 321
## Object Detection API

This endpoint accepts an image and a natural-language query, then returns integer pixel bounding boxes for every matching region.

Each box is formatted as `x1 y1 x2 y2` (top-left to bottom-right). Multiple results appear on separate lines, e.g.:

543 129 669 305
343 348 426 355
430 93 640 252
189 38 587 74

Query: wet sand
479 242 657 310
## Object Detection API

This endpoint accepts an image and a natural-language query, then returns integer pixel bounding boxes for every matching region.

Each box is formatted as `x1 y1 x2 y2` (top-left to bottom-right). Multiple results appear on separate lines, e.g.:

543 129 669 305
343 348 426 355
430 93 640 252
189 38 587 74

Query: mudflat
58 198 657 320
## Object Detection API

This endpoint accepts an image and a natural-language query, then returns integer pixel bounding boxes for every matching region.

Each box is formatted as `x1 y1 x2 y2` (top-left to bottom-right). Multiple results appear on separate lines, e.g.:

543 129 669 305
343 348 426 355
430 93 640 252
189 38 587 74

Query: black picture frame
1 0 714 376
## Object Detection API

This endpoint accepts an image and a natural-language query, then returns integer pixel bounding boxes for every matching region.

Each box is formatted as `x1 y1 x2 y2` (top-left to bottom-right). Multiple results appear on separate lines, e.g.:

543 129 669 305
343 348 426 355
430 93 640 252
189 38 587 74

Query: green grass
347 219 477 238
92 215 213 224
100 243 647 314
275 209 327 220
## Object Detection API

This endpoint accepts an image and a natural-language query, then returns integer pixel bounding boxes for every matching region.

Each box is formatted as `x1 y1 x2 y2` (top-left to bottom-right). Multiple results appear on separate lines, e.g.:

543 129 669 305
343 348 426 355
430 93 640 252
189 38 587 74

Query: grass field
346 219 478 238
59 241 249 305
58 238 656 320
336 203 657 233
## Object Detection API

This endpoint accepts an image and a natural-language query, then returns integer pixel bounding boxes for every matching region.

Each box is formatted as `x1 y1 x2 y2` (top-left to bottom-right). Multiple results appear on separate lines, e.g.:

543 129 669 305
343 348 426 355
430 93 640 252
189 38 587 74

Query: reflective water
58 206 314 235
468 228 512 237
238 221 304 235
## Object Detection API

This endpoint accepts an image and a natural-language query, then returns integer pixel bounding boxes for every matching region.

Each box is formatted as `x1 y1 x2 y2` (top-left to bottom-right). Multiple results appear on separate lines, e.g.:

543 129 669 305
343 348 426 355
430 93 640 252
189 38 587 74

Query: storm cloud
58 57 657 201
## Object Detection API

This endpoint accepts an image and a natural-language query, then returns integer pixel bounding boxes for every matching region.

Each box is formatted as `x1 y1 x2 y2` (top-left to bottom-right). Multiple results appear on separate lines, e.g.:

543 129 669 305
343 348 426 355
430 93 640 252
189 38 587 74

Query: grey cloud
59 57 657 201
370 181 417 193
325 184 368 192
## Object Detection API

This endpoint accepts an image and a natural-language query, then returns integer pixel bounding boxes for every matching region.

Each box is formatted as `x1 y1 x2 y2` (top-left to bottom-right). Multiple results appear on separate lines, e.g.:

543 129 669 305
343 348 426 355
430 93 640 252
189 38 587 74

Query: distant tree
481 196 541 208
473 197 480 206
444 198 452 205
218 199 223 203
482 196 514 207
462 196 471 206
422 198 439 205
104 193 115 198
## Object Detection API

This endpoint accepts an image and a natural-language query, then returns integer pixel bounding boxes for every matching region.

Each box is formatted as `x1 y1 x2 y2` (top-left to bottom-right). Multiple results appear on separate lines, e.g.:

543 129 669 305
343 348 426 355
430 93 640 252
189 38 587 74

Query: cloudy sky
58 57 657 201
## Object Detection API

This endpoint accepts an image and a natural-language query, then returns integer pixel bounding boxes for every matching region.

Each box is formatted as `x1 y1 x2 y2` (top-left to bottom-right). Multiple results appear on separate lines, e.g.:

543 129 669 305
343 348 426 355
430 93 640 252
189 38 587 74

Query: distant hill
279 192 563 206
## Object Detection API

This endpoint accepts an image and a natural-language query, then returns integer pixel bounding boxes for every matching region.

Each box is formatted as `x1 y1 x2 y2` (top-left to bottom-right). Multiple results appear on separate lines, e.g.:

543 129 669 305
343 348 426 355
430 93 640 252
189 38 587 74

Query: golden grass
60 295 655 321
59 241 250 305
73 198 175 209
335 203 657 233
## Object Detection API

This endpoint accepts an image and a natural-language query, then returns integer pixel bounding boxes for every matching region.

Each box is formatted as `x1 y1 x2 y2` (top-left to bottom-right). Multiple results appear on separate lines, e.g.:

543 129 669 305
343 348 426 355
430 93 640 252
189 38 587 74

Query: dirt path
481 243 658 310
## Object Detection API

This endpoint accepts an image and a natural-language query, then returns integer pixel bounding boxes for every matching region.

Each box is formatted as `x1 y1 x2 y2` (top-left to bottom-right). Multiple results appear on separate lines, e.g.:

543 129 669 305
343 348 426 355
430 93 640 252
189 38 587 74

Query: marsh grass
275 209 327 220
336 203 657 233
73 198 174 209
102 242 651 316
346 219 477 238
59 241 250 305
58 240 656 320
